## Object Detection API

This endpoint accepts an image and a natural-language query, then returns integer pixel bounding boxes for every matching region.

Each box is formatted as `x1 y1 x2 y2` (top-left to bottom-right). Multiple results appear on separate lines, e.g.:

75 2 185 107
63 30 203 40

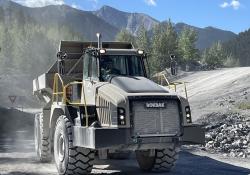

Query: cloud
220 0 241 10
220 2 229 8
144 0 157 6
71 3 80 9
13 0 65 7
231 0 240 10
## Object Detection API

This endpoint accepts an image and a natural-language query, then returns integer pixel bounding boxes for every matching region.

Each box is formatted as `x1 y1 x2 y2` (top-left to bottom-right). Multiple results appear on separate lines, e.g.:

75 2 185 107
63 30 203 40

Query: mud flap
180 124 205 145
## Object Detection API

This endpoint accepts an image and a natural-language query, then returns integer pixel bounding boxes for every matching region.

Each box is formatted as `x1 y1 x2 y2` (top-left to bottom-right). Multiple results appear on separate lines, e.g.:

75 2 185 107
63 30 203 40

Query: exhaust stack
96 33 102 49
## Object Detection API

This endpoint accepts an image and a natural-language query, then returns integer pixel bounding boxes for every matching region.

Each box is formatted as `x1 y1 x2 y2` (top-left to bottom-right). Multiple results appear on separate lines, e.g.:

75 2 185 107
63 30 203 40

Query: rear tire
135 145 179 172
54 115 94 175
34 113 51 162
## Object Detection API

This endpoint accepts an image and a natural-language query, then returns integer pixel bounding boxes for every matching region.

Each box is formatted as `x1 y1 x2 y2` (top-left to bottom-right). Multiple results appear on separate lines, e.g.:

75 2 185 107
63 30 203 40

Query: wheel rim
58 134 65 162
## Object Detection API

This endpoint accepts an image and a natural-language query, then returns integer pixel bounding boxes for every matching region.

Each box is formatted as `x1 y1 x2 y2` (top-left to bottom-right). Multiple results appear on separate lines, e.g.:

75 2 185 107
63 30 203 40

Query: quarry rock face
199 113 250 158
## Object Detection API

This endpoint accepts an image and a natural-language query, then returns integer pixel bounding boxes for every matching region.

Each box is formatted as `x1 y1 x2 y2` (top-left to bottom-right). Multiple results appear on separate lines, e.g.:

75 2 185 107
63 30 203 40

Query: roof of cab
59 41 134 53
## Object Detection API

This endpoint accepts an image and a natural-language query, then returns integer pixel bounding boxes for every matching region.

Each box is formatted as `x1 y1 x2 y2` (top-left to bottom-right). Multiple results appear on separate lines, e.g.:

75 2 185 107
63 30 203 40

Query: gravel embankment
197 113 250 158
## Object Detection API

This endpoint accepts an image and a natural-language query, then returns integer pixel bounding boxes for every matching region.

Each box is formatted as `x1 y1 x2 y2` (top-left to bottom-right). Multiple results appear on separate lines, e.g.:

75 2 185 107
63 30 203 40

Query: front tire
54 115 95 175
34 113 51 162
135 144 179 172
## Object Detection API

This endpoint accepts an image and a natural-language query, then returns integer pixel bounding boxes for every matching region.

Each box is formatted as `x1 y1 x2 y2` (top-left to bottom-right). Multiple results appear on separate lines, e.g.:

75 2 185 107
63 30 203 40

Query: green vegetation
177 27 199 64
151 20 178 72
136 25 150 52
0 1 118 76
115 19 243 74
116 19 199 74
115 29 136 46
0 20 84 75
201 41 226 68
115 20 180 74
201 41 240 68
238 102 250 110
223 28 250 66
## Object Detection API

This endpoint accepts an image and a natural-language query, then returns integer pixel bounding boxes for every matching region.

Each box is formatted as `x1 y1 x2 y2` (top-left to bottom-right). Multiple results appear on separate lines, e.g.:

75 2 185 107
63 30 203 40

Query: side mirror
143 56 151 78
170 65 175 76
170 54 177 76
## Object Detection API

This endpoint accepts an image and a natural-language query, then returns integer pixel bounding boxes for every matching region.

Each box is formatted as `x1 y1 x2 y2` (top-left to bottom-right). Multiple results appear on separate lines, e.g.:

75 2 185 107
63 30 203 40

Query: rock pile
198 113 250 158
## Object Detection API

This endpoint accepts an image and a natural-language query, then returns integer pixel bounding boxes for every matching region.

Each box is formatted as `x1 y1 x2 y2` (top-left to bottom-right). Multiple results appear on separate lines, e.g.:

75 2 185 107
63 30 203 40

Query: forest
116 19 249 74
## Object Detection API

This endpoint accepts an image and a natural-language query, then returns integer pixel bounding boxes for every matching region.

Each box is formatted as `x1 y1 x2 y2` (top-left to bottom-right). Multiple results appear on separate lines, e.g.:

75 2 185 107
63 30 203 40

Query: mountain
0 0 119 42
175 23 237 50
93 5 158 35
0 0 119 75
26 5 119 41
223 28 250 66
93 6 236 50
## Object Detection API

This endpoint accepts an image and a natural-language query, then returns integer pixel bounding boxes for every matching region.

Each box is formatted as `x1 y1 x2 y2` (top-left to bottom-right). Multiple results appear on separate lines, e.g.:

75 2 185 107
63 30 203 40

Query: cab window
91 56 98 80
83 53 91 79
99 55 145 81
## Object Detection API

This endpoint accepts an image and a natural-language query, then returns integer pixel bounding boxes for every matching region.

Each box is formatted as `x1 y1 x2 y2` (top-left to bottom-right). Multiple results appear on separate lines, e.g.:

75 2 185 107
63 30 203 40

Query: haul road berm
33 33 205 174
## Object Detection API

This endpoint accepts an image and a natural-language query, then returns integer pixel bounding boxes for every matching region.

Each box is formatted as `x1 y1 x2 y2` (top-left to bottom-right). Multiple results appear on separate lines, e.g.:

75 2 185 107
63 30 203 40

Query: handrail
64 81 89 126
52 73 65 103
156 73 189 99
168 81 188 100
52 74 89 127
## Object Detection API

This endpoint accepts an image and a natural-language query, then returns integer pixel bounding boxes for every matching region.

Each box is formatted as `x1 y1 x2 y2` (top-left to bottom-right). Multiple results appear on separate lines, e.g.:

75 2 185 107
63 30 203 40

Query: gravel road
0 136 249 175
174 67 250 120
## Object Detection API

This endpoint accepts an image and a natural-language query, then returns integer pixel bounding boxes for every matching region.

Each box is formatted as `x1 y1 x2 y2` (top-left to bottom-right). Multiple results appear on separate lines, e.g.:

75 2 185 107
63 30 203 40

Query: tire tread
152 146 179 172
35 113 51 162
56 116 94 175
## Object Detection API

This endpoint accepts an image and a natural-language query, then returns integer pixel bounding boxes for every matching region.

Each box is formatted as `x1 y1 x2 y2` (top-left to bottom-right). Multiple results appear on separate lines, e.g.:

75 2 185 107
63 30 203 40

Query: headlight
137 49 144 55
185 106 192 123
118 108 125 114
119 115 125 120
99 49 106 54
117 108 126 125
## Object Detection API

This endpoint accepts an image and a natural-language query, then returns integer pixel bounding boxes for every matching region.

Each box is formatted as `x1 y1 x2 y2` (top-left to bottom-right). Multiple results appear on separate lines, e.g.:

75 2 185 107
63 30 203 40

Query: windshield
100 55 145 81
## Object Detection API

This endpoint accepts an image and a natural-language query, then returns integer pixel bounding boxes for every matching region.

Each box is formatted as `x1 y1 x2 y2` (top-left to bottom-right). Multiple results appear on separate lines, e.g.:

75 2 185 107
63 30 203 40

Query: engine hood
110 76 168 93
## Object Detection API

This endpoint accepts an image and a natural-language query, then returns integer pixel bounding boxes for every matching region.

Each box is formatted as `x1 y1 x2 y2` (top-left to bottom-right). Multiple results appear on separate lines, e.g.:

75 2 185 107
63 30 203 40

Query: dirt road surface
1 67 250 174
177 67 250 120
0 136 249 175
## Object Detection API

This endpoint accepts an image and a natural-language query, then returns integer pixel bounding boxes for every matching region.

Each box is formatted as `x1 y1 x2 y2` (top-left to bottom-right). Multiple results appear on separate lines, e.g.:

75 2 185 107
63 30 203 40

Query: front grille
98 96 111 126
131 99 181 136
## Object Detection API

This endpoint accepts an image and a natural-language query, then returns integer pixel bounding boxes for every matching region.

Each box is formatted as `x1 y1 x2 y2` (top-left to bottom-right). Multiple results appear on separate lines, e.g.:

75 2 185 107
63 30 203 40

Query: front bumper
73 126 130 149
72 124 205 149
180 124 205 145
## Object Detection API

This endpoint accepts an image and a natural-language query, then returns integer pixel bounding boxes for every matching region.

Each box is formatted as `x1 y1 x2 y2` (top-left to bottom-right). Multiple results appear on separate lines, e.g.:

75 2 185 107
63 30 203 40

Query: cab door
82 52 99 105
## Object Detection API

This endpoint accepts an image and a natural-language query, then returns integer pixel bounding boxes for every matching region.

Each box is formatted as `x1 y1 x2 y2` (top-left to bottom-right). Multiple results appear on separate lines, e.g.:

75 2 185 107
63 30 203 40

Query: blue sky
13 0 250 34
